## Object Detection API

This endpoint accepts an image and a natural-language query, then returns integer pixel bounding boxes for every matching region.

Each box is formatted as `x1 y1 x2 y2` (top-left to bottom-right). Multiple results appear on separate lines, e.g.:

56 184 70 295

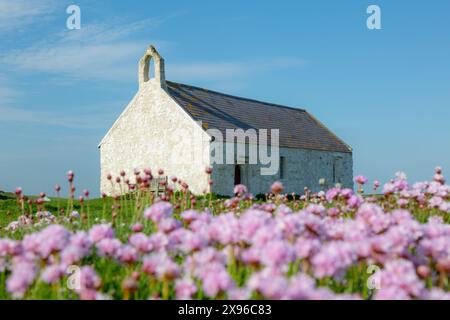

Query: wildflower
158 217 182 233
271 181 284 194
260 240 294 267
201 265 234 297
354 175 368 185
79 266 102 292
248 268 287 299
15 187 22 196
175 278 197 299
129 233 152 253
34 225 71 258
142 252 168 276
61 246 86 267
121 277 138 297
131 223 144 233
227 287 251 300
373 180 380 190
376 259 425 298
286 273 317 299
117 245 138 264
311 241 357 279
70 211 80 219
325 188 340 202
233 184 247 196
143 201 173 223
96 238 122 257
67 170 74 182
6 260 36 298
41 264 64 284
181 210 200 223
89 224 115 243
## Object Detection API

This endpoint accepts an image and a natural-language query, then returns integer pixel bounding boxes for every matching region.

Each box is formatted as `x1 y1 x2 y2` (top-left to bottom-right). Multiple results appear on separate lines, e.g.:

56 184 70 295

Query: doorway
234 165 241 185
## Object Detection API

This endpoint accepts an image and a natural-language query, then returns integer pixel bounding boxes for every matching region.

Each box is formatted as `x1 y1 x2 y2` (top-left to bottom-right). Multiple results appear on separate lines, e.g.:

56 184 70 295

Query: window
280 156 286 179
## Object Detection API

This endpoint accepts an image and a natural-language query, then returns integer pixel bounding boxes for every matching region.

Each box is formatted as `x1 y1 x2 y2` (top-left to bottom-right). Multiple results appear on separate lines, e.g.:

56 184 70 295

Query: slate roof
166 81 351 153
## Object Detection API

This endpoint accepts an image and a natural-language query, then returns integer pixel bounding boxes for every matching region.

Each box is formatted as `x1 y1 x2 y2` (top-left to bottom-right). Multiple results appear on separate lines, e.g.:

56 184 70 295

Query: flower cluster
0 168 449 300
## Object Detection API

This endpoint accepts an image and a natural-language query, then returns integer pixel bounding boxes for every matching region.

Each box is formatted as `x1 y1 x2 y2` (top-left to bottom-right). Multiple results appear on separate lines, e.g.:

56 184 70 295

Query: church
99 45 353 196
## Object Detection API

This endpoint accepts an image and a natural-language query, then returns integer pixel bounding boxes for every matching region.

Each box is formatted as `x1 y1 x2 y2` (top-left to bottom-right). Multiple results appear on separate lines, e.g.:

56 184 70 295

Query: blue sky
0 0 449 196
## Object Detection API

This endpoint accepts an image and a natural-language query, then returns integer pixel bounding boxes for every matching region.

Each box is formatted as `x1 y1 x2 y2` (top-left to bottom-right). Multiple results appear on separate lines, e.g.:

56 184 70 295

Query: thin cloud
0 104 117 129
167 58 307 81
1 17 171 81
0 0 57 33
0 78 19 104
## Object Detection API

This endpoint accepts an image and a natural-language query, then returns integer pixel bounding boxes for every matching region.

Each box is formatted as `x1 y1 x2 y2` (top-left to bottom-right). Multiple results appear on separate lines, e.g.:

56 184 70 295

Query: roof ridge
166 80 307 113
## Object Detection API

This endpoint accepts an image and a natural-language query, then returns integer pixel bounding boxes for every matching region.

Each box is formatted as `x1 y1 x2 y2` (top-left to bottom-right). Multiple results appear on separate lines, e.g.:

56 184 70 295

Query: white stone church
99 45 353 196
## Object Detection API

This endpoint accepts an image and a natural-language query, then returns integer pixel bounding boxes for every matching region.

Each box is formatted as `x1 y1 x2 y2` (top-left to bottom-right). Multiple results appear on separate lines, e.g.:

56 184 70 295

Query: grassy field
0 169 449 300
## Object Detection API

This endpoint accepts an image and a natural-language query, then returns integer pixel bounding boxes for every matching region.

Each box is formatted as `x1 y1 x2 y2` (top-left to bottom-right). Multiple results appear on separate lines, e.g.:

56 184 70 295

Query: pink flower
96 238 122 257
294 238 321 259
6 260 36 298
326 188 340 202
15 187 22 196
248 268 287 299
376 259 425 298
182 232 208 253
89 224 115 243
260 240 294 267
373 180 380 190
129 233 152 253
41 264 64 284
142 252 167 276
347 194 363 208
422 288 450 300
79 266 101 291
311 241 356 279
155 258 180 280
227 288 251 300
157 217 182 233
61 246 86 267
131 223 144 233
181 210 200 223
117 245 138 264
270 181 284 194
354 175 368 185
286 273 317 299
208 213 240 245
175 277 197 299
143 201 173 223
67 170 74 182
201 265 234 297
233 184 247 195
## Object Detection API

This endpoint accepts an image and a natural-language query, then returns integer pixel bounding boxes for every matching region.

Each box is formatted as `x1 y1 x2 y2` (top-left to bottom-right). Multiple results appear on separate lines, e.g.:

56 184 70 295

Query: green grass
0 191 448 300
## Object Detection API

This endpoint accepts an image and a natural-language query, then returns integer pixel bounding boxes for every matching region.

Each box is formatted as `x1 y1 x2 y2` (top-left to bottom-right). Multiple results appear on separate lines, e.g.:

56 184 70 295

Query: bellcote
138 45 166 90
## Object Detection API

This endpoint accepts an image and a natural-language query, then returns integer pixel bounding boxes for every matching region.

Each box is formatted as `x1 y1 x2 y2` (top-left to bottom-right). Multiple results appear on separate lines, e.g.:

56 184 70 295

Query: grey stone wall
211 146 353 196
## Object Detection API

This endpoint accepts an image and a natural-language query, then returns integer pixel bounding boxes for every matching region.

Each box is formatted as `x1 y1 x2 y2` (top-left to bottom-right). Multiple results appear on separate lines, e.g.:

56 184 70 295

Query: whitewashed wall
99 79 211 195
